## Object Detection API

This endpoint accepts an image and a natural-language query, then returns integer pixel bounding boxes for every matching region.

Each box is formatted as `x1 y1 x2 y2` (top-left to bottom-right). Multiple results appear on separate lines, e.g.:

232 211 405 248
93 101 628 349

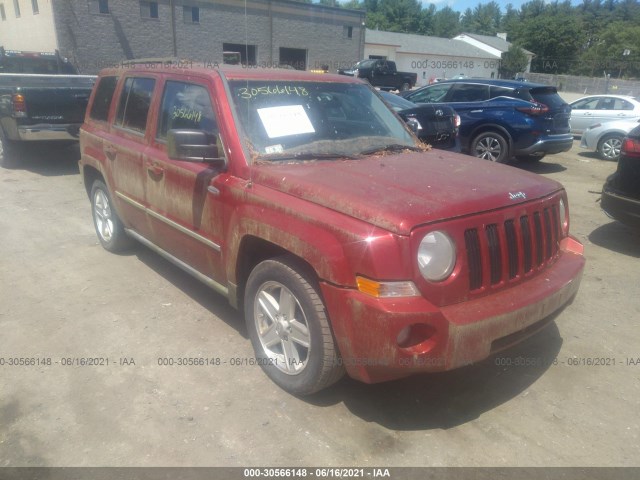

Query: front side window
572 98 600 110
115 77 155 134
157 81 218 140
407 83 452 103
229 80 416 160
90 76 118 122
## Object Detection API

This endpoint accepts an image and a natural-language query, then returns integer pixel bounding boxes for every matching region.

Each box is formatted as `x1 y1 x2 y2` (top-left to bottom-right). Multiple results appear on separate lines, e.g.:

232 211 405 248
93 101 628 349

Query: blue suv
399 79 573 163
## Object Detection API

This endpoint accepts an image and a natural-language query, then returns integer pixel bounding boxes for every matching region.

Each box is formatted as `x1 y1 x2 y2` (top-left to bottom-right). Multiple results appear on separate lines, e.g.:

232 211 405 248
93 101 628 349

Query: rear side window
157 81 218 139
528 87 566 108
448 84 490 102
490 86 514 99
115 77 156 133
89 76 118 122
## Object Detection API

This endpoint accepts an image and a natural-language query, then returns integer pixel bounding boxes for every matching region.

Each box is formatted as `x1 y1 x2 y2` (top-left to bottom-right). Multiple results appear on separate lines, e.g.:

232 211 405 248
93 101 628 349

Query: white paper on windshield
257 105 315 139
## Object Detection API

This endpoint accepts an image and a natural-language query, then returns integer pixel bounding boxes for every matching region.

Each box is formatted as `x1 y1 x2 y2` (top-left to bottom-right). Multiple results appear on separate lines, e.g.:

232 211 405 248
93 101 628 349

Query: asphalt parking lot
1 140 639 468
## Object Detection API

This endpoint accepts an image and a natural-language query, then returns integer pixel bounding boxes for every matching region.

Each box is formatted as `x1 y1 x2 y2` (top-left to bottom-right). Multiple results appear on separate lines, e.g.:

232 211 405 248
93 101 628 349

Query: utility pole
170 0 177 57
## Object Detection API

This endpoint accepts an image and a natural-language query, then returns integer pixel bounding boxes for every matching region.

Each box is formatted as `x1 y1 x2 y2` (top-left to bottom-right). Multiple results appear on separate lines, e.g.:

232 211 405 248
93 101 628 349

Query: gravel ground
0 140 639 468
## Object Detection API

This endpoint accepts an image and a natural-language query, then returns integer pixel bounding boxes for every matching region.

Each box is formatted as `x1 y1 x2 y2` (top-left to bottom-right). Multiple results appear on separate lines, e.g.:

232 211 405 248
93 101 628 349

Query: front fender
223 179 412 289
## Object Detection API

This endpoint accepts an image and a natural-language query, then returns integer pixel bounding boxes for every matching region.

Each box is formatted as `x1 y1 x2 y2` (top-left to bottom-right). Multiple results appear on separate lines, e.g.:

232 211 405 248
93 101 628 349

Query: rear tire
90 180 134 252
400 82 411 92
597 134 623 161
471 131 509 163
0 130 19 169
244 256 344 395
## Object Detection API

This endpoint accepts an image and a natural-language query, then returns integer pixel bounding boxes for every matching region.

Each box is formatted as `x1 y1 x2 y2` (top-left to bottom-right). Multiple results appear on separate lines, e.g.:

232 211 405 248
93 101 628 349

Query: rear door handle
146 161 164 177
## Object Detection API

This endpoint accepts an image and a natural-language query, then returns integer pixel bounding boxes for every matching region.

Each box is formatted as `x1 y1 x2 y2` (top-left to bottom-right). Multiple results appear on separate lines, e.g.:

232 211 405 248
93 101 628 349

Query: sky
419 0 538 12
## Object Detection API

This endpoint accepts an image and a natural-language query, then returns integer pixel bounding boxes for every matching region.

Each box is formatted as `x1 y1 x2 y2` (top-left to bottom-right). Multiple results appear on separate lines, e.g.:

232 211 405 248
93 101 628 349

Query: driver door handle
104 144 117 159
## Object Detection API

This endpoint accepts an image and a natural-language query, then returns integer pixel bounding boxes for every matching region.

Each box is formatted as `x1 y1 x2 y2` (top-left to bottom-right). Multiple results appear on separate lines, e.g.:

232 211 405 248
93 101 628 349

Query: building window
0 4 6 20
344 26 353 39
89 0 109 14
31 0 37 14
140 1 158 19
223 43 256 66
183 5 199 23
13 0 20 17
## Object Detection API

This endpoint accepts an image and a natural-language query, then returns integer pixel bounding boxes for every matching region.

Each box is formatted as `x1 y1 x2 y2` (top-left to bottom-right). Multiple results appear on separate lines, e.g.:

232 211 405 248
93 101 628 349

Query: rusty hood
251 151 563 235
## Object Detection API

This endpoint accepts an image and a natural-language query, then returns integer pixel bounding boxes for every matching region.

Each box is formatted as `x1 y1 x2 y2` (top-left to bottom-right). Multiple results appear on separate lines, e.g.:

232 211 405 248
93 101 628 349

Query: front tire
244 256 344 395
471 131 509 163
90 180 133 252
516 154 546 163
598 134 623 161
400 82 411 92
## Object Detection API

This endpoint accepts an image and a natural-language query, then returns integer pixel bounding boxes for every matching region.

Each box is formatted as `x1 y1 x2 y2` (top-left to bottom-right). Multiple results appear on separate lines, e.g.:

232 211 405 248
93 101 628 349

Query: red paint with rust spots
80 65 585 385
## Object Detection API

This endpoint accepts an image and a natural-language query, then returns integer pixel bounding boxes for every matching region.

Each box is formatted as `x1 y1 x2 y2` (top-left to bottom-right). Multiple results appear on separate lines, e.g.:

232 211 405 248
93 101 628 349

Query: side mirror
167 129 226 166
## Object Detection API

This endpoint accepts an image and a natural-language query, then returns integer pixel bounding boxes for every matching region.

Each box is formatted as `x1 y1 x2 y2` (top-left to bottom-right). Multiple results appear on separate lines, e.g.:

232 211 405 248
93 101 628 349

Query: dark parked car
379 91 460 152
601 124 640 229
0 48 95 168
338 59 417 92
399 79 573 163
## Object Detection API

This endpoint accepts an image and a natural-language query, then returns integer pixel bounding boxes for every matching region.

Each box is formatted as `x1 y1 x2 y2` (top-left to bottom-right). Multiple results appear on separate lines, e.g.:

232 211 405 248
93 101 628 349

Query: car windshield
228 80 416 161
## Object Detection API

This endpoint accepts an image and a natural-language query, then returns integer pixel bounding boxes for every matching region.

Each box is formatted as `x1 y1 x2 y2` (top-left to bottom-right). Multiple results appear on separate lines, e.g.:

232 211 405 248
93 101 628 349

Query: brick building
0 0 365 74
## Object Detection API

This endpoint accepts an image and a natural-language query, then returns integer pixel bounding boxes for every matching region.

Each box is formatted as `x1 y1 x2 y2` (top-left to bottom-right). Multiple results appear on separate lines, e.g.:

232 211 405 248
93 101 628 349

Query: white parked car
570 95 640 135
579 118 640 160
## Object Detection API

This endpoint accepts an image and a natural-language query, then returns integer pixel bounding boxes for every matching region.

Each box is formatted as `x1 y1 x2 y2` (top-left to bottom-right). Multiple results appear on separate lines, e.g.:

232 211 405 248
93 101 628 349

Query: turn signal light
356 276 419 298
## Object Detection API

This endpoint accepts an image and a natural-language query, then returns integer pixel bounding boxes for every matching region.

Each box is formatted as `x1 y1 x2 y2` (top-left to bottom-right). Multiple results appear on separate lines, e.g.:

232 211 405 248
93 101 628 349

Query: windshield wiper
259 152 361 161
360 144 424 155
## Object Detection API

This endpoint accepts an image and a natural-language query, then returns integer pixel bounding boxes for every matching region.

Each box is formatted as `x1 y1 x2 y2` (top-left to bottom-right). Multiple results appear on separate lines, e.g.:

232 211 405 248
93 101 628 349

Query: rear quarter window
89 76 118 122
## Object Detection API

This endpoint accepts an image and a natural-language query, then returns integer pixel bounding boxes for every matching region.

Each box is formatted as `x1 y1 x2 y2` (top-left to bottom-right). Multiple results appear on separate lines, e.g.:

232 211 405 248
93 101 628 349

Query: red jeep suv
79 64 585 395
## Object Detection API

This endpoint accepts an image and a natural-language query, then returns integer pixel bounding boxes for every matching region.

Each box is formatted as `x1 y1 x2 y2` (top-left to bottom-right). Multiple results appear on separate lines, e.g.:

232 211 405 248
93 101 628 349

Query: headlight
417 231 456 282
406 117 423 132
559 198 569 236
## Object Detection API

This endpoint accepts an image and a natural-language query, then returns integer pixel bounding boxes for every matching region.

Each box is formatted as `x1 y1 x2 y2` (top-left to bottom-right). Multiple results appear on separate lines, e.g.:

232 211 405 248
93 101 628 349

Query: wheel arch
232 235 321 310
82 164 105 198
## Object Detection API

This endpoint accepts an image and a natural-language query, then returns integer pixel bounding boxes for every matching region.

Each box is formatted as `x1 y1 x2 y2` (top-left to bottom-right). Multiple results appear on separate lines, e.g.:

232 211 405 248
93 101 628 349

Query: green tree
499 44 529 78
431 6 461 38
460 2 502 35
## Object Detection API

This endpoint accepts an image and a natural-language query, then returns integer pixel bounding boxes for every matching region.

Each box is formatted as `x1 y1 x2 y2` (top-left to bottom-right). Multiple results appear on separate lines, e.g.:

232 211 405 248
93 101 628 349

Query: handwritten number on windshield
238 85 310 100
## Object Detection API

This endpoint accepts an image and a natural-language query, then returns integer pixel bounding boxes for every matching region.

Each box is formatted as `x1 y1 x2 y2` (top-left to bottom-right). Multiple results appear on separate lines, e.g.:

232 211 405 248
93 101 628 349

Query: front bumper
17 124 81 142
515 134 574 156
321 236 585 384
601 179 640 229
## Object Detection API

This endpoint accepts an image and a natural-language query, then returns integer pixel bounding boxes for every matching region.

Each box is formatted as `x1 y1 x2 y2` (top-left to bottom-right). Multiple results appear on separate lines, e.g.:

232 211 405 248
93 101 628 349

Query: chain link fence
523 73 640 97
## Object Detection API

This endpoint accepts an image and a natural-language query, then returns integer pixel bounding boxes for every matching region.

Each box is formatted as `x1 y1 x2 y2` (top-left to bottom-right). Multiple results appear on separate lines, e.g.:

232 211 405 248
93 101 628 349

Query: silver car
579 118 640 160
570 95 640 135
